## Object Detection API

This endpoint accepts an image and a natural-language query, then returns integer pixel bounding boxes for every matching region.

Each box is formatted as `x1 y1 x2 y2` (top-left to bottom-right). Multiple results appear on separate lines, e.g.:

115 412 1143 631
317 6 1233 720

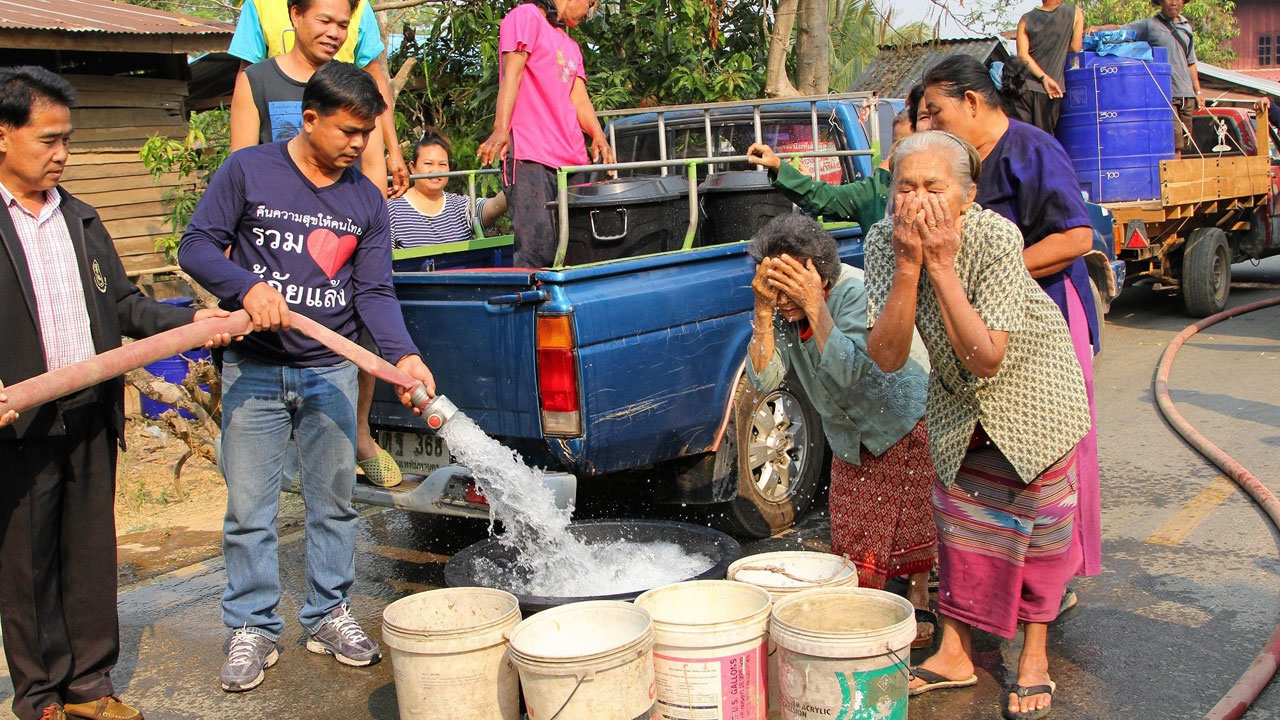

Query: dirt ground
114 417 304 586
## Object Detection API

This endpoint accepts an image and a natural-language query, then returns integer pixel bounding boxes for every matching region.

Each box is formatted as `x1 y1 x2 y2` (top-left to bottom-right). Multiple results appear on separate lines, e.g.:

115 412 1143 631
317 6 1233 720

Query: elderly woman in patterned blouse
864 131 1089 720
746 213 938 648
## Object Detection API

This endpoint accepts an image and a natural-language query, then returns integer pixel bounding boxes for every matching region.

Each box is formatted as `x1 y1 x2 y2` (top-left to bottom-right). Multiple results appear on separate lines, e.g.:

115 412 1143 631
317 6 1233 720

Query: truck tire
711 373 826 539
1182 227 1231 317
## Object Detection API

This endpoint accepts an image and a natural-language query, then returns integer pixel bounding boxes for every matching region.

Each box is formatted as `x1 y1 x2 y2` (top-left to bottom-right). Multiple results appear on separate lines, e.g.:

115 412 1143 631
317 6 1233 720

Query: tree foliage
1079 0 1238 65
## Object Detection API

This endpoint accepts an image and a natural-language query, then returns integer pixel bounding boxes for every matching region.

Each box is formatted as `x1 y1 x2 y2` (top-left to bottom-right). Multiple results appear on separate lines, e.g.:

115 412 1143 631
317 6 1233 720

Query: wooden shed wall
62 74 188 276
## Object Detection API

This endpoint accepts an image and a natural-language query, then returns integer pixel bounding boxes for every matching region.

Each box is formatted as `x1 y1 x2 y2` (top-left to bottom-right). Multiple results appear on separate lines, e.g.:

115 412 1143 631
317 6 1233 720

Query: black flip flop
912 607 938 649
908 666 977 696
1002 680 1057 720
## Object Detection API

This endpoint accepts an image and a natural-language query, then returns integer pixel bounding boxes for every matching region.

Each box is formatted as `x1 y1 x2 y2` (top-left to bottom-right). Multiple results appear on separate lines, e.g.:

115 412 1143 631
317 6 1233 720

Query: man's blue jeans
218 349 359 640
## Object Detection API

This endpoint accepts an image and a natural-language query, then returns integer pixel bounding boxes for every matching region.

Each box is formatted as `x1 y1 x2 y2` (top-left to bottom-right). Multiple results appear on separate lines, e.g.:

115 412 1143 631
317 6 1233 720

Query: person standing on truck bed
921 54 1102 699
229 0 406 489
389 129 507 249
227 0 409 197
1014 0 1084 134
745 109 914 232
746 213 939 649
476 0 614 268
0 66 235 720
1088 0 1204 158
178 63 437 694
865 130 1090 720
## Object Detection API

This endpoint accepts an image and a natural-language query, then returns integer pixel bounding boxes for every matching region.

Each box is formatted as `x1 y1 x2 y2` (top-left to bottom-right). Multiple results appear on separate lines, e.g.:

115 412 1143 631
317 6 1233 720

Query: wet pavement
4 259 1280 719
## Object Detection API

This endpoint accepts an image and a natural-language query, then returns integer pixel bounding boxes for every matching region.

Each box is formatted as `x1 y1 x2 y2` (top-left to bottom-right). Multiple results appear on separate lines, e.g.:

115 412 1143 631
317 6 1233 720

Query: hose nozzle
421 393 458 432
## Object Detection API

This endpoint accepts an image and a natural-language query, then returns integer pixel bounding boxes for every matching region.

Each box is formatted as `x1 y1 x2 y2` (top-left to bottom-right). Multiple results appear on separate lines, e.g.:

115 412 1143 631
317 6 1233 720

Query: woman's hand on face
768 254 826 318
919 193 961 272
477 131 510 166
892 194 925 268
751 258 779 310
745 143 782 171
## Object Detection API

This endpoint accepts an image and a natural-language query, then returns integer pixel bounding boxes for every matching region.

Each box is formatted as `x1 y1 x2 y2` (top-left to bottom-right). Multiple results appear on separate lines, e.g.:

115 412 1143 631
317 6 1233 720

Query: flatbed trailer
1106 103 1278 316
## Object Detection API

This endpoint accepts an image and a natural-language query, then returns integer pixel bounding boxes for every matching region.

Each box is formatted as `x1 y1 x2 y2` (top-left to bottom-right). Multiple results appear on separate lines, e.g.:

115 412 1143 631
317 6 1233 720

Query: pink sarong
1064 280 1101 577
934 445 1081 639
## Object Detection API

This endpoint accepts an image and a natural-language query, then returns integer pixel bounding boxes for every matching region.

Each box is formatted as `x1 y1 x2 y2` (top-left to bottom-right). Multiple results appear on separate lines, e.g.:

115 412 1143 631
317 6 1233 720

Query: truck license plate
375 430 452 476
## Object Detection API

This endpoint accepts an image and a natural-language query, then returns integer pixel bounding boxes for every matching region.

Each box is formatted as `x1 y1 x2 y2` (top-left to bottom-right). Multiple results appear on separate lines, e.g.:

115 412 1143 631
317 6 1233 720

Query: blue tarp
1083 31 1154 61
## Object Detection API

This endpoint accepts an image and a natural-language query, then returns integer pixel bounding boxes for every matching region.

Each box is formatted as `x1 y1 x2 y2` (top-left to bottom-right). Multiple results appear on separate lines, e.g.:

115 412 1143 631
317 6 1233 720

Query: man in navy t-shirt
178 62 435 693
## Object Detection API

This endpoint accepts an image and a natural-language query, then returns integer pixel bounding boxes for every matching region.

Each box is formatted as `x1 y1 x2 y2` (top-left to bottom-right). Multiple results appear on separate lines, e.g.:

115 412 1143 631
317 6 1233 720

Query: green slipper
357 449 402 488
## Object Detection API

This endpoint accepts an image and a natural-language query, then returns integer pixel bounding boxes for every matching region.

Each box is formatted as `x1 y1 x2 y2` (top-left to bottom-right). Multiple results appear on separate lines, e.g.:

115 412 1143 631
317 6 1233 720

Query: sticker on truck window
375 430 453 476
770 124 843 184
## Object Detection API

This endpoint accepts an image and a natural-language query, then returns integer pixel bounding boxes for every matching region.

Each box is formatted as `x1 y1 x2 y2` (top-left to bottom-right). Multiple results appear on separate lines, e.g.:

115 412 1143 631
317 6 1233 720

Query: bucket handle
545 670 594 720
589 209 628 242
728 555 856 585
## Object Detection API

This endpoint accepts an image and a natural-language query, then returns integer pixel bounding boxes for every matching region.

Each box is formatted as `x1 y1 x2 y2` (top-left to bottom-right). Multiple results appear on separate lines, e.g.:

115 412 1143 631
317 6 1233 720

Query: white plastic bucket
381 587 522 720
634 580 772 720
508 600 657 720
770 588 916 720
727 552 859 718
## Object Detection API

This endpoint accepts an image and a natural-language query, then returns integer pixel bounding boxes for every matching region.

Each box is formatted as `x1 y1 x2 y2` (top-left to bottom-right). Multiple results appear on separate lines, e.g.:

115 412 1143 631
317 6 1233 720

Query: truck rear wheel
711 373 826 539
1182 227 1231 317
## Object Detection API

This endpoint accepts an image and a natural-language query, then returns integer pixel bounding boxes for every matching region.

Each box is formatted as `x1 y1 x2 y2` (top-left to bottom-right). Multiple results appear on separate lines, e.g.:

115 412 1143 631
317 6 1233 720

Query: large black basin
444 519 742 614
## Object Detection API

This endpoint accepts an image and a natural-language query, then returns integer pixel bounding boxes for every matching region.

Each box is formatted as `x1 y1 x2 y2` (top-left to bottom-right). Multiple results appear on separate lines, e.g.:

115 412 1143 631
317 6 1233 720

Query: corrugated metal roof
0 0 232 35
850 38 1011 98
1198 63 1280 98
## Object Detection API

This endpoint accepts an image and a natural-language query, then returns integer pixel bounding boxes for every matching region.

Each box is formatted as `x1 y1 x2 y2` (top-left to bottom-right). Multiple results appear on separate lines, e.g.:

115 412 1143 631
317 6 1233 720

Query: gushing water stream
438 413 712 597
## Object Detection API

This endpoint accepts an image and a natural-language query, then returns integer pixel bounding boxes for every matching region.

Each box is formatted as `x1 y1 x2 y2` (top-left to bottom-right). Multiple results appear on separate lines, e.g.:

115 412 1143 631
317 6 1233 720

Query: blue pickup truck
362 94 1124 538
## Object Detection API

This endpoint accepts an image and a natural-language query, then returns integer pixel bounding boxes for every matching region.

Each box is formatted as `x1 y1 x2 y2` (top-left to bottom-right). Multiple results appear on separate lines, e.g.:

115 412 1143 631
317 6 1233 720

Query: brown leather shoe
63 696 142 720
39 705 66 720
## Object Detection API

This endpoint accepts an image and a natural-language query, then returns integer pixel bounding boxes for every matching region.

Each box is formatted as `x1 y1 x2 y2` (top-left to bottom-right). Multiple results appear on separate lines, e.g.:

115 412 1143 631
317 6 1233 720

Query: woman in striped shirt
389 129 506 249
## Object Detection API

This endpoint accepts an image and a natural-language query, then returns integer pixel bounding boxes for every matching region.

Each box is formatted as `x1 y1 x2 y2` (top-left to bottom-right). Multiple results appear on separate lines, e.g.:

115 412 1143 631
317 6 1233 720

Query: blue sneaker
306 605 381 667
221 627 278 692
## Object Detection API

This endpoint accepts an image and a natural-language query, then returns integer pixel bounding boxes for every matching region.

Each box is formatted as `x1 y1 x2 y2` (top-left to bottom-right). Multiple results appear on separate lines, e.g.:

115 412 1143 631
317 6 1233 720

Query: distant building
0 0 232 276
1228 0 1280 83
851 37 1011 98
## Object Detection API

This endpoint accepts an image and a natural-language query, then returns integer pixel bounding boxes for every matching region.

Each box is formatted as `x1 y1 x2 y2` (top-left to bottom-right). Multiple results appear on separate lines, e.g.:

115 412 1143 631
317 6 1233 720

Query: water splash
439 413 711 596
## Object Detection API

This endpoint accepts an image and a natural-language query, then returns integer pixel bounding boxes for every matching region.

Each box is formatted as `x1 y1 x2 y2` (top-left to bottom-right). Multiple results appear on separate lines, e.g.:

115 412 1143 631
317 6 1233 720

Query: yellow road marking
1146 476 1237 546
357 541 451 565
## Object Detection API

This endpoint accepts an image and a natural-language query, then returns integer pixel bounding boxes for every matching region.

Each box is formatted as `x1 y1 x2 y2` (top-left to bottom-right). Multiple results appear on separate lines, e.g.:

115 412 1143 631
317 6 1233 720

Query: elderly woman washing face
746 214 939 648
863 131 1090 720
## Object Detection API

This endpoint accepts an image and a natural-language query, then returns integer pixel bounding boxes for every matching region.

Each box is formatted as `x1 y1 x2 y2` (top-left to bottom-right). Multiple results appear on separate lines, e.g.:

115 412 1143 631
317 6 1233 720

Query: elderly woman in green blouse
746 213 938 648
745 108 913 233
863 130 1090 720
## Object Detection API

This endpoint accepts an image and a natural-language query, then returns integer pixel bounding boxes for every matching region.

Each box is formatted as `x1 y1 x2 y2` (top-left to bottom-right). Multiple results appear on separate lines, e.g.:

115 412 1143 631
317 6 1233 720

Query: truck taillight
536 315 581 436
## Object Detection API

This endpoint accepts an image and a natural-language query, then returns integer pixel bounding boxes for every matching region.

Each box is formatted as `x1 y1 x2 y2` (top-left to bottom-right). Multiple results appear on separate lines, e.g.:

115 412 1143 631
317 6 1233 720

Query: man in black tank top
1014 0 1084 134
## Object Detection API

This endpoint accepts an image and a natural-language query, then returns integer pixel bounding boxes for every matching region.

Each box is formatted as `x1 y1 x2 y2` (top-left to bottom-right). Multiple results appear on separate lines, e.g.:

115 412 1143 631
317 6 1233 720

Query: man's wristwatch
1038 73 1047 82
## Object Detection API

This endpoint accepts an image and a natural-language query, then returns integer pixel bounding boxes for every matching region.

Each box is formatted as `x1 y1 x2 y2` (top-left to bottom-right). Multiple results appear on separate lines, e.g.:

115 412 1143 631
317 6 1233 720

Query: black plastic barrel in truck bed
697 171 794 246
555 176 691 264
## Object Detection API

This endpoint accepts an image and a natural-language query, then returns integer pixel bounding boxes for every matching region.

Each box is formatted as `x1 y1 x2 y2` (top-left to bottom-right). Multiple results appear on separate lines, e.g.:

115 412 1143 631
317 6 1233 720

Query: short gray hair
747 213 841 287
889 130 982 195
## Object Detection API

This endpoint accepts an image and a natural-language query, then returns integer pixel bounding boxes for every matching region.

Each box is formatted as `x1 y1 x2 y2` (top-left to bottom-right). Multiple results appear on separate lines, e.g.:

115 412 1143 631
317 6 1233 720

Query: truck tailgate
373 269 544 439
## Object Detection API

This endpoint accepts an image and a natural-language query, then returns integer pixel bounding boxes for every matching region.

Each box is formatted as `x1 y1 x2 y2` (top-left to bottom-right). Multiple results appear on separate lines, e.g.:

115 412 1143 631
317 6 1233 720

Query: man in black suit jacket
0 66 229 720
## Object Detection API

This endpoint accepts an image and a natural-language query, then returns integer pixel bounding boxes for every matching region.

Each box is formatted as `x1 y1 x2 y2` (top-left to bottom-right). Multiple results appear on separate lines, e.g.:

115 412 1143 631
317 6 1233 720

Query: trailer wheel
1182 227 1231 317
711 373 826 539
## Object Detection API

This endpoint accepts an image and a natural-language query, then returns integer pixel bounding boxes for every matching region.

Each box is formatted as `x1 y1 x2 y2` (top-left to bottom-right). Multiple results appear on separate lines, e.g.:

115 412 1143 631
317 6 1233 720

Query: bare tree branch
391 57 419 101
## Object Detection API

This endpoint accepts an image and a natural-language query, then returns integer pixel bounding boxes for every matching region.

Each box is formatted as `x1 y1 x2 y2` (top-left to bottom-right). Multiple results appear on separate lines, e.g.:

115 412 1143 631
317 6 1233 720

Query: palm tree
829 0 933 92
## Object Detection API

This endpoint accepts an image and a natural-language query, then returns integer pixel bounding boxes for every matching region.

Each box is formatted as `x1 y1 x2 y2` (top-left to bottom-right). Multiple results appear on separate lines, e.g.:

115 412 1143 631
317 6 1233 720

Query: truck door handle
486 290 548 306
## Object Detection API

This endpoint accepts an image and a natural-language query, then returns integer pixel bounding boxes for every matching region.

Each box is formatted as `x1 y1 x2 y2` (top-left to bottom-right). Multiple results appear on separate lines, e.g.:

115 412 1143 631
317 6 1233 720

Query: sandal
908 666 977 696
1003 680 1056 720
912 607 938 649
357 448 403 488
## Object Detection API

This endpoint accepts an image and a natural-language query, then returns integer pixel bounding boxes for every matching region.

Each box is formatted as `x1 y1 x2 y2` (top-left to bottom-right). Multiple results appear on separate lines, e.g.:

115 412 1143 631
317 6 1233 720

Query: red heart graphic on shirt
306 228 358 280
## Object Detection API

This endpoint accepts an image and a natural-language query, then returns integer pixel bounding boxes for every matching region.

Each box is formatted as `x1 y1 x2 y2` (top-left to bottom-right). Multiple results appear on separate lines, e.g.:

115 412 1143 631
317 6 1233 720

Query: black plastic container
697 170 795 246
555 177 691 264
443 519 742 615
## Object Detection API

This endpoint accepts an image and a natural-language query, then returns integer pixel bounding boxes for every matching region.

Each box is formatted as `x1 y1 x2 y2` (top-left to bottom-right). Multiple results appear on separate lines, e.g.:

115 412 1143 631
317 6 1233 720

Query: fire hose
1153 295 1280 720
0 309 434 420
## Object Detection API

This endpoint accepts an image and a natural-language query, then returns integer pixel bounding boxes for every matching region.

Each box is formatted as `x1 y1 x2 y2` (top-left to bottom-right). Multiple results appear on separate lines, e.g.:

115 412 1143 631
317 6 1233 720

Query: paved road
4 259 1280 719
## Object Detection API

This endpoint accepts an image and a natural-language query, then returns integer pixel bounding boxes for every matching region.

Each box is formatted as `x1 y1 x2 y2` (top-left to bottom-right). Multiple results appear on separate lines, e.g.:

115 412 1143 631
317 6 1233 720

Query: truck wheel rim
746 390 810 502
1212 244 1228 302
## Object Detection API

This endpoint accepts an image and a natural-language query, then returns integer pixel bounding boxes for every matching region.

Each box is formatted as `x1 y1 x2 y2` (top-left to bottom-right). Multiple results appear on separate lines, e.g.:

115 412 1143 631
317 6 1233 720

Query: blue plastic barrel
1055 49 1174 202
139 297 210 421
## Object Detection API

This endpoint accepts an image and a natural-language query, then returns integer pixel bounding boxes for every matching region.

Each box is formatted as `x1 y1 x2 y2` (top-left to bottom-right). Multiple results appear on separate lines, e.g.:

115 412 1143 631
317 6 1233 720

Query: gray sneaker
306 605 381 666
221 627 279 692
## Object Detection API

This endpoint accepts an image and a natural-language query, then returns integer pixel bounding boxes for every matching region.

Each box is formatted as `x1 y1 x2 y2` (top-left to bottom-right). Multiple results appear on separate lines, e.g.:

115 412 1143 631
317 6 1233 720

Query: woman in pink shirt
477 0 614 267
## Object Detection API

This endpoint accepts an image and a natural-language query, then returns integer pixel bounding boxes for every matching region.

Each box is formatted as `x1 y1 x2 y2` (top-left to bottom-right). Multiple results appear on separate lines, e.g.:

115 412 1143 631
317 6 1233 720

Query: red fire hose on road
0 310 432 420
1154 295 1280 720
